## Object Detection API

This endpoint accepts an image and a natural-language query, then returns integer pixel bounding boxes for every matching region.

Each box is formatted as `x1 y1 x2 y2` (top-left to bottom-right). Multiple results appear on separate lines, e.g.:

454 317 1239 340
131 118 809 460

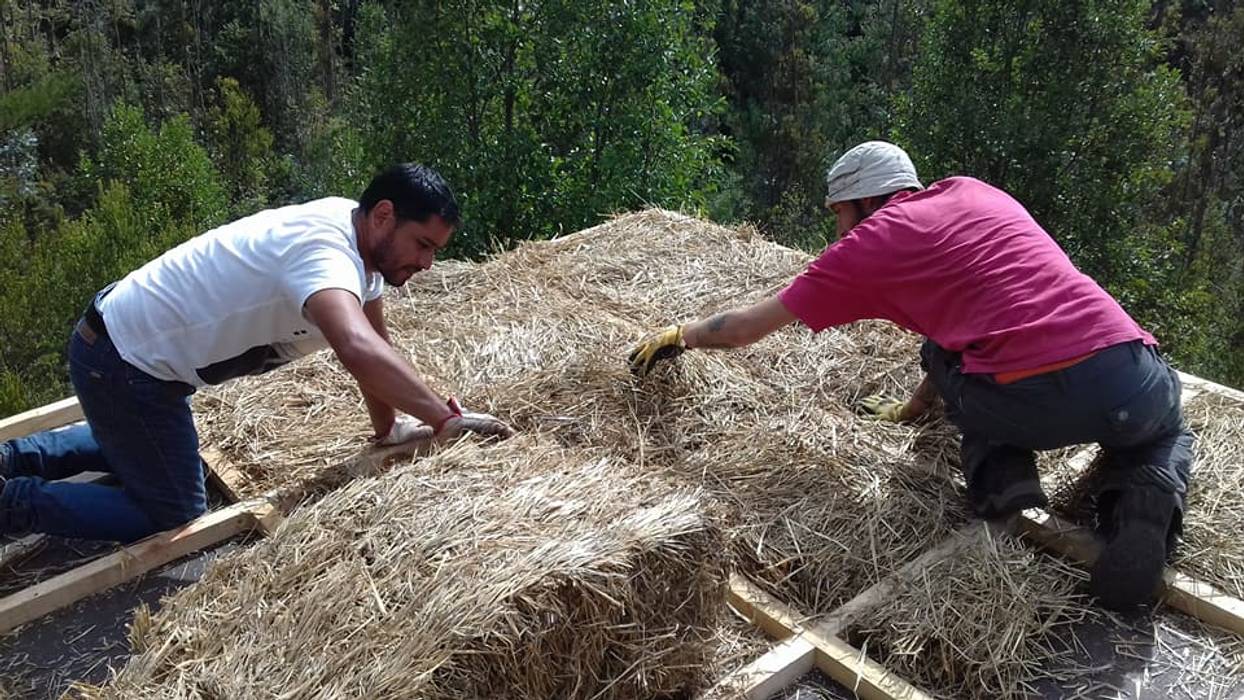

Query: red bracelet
431 397 463 435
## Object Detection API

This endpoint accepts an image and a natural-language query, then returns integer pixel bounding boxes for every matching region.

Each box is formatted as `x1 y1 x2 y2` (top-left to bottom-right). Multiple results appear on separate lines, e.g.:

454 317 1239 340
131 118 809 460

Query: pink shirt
778 177 1155 374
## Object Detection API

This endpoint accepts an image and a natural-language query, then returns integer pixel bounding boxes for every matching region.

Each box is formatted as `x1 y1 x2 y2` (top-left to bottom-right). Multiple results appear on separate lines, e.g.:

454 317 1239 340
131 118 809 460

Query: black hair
359 163 461 227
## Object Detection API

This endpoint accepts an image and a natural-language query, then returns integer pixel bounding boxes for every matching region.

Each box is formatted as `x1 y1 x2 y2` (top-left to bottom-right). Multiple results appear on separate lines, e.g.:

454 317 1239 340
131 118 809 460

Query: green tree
713 0 923 249
345 0 724 257
205 77 277 212
79 103 228 230
0 105 223 414
896 0 1206 366
1159 3 1244 386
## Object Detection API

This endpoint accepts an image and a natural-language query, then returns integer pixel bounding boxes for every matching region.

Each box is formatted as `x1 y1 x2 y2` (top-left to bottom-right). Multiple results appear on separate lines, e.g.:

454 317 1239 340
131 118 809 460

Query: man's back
780 176 1154 373
97 197 383 386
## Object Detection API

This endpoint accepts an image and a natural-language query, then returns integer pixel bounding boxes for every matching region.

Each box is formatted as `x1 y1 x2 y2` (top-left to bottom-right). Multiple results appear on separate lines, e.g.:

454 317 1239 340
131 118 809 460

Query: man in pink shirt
628 141 1192 610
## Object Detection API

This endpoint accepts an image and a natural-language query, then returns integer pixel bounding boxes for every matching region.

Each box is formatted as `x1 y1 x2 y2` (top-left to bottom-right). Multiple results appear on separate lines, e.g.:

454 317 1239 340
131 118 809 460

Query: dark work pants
920 340 1193 526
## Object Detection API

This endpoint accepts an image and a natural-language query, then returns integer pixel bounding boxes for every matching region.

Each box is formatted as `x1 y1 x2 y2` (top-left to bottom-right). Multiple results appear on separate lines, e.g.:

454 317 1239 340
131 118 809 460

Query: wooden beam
803 626 933 700
0 498 273 635
1161 568 1244 637
201 448 247 504
712 636 816 700
725 573 807 640
0 397 83 442
715 522 991 697
726 574 933 700
1176 371 1244 404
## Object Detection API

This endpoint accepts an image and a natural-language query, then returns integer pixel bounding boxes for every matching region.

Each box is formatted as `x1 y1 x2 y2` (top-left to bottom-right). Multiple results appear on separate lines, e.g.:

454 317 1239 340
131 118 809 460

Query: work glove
628 325 686 376
376 415 432 446
443 410 515 440
859 395 906 422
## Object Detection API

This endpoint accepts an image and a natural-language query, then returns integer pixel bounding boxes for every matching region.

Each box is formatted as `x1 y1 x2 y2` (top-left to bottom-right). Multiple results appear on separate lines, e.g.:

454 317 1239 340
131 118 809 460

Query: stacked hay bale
80 439 725 699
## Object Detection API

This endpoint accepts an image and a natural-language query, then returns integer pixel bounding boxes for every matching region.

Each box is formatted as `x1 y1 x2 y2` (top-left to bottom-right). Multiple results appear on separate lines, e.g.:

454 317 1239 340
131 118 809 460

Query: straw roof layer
82 439 725 699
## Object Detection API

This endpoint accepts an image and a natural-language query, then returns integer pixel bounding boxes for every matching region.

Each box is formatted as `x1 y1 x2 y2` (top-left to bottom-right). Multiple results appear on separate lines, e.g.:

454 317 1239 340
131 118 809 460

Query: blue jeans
0 326 206 542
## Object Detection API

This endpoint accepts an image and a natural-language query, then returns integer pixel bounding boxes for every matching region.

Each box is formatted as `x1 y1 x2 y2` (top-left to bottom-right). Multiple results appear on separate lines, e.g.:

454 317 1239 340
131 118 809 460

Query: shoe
1091 486 1175 609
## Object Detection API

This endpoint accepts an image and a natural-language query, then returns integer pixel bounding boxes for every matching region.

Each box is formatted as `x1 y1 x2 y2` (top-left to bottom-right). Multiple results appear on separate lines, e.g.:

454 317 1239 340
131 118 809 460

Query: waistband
81 282 117 339
994 350 1099 384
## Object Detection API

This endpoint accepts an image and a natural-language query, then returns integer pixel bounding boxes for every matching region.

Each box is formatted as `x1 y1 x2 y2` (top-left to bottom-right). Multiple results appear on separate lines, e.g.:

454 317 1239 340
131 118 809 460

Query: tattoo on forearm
695 313 736 349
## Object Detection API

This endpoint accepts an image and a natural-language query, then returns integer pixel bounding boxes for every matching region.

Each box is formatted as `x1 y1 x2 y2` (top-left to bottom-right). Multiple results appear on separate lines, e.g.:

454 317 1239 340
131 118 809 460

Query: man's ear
370 200 395 228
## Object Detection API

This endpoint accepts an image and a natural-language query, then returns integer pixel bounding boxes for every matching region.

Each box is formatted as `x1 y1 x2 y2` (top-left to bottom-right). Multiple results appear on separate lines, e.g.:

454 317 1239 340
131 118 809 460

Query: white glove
451 410 514 439
376 415 432 446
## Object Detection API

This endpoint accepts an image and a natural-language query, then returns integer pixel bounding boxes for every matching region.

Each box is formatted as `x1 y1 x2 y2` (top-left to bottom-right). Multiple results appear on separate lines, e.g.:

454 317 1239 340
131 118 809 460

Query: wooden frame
723 574 933 700
0 498 276 635
713 374 1244 696
0 397 83 443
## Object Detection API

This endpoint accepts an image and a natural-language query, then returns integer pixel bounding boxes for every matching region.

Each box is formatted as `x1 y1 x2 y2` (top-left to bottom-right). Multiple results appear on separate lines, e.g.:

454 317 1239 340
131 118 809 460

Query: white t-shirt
97 197 385 387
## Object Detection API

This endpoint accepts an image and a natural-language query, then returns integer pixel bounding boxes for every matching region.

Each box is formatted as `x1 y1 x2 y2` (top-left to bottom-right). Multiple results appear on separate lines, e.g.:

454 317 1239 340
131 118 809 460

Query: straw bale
1171 393 1244 599
847 523 1099 699
80 438 726 699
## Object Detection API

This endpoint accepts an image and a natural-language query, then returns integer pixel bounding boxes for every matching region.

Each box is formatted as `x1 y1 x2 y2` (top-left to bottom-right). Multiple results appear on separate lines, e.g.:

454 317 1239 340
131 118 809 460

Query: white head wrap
825 141 922 205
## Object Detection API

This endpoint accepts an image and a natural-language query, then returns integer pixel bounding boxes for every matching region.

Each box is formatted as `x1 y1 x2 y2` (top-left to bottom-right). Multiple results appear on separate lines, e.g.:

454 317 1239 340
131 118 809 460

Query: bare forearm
682 297 797 351
683 311 760 349
901 375 940 420
338 338 452 428
360 298 398 433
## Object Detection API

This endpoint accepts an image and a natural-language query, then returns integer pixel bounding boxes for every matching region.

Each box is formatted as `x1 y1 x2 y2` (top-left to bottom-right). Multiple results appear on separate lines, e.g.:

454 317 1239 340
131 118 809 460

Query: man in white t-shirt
0 164 510 542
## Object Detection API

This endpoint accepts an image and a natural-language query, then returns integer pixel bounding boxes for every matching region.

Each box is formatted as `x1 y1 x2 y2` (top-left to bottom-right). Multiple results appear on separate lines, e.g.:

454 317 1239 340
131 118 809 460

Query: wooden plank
0 397 83 442
727 574 933 700
716 522 990 696
0 498 272 635
1162 569 1244 637
711 636 816 700
1177 371 1244 404
726 573 806 640
803 626 934 700
201 448 247 504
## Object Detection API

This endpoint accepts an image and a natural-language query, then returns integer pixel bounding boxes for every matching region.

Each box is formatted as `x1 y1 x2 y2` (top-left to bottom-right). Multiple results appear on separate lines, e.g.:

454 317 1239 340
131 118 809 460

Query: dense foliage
1 0 1241 415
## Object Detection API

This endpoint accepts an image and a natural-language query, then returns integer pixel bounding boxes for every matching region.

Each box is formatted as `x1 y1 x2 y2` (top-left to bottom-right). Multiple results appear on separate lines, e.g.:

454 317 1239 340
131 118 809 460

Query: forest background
1 0 1241 416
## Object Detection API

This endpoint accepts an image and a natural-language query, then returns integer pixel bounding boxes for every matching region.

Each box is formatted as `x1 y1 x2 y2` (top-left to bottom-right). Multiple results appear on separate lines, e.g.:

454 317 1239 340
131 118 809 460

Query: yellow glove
627 325 687 376
860 395 907 422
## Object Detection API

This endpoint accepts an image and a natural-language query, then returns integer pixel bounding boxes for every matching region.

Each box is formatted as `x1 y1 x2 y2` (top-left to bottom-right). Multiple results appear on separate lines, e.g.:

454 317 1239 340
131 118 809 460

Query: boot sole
1091 520 1166 610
